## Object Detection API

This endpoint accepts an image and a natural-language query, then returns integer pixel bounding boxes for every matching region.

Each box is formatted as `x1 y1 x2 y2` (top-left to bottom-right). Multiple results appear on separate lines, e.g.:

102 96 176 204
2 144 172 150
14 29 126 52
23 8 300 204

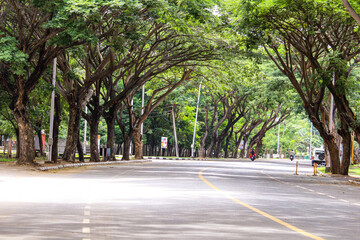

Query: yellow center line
198 168 325 240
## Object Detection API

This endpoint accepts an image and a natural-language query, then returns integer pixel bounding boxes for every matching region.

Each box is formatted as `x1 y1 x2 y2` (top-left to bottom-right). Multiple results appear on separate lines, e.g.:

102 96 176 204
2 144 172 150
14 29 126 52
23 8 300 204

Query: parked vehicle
312 148 325 166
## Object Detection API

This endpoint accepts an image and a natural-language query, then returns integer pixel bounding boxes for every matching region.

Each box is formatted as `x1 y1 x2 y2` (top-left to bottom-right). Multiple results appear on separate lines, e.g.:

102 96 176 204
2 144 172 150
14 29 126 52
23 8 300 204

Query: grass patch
0 157 16 162
318 164 360 176
349 164 360 176
317 166 327 174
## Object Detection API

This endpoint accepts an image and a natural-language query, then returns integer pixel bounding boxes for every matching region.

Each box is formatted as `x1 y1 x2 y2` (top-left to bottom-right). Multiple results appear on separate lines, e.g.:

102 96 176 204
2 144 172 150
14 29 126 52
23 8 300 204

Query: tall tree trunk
62 102 82 163
77 136 84 162
322 135 340 174
51 93 62 163
339 121 351 175
199 133 208 158
36 129 44 156
89 116 100 162
122 134 131 160
240 135 249 158
15 129 20 159
104 109 116 161
12 106 35 165
133 127 143 159
224 128 233 158
255 140 263 157
233 132 245 159
116 109 132 161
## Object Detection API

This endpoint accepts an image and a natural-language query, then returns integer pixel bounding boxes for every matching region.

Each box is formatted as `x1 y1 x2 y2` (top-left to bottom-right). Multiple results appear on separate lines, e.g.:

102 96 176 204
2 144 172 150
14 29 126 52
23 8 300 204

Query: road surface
0 159 359 240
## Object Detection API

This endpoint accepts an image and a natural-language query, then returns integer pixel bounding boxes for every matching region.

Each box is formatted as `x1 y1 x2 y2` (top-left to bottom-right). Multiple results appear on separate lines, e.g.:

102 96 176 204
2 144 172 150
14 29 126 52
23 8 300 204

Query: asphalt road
0 159 359 240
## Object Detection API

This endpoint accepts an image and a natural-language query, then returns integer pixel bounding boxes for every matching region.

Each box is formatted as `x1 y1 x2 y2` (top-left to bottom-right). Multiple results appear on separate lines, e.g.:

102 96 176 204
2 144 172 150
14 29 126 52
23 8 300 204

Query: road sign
161 137 168 149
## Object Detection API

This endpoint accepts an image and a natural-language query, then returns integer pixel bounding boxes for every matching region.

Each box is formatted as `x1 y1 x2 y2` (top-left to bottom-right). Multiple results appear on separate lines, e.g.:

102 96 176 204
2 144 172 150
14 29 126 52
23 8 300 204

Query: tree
0 0 124 164
342 0 360 26
236 0 360 174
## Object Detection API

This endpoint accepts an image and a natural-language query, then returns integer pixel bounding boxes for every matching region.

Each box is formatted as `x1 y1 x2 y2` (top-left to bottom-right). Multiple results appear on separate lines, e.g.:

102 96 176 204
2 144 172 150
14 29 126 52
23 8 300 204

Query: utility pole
129 97 134 155
191 82 202 157
141 85 145 135
48 57 57 162
329 73 335 132
310 122 313 159
172 104 179 157
277 119 280 158
83 107 87 154
327 73 335 169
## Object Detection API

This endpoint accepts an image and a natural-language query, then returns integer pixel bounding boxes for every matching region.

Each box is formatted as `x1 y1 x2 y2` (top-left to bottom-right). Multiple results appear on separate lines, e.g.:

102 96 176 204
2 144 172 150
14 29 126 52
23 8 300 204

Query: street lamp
309 122 313 159
191 81 202 157
276 117 280 158
48 57 57 162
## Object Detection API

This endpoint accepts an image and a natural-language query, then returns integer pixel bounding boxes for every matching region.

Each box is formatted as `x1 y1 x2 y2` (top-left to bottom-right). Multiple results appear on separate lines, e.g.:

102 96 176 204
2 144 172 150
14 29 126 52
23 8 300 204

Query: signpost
161 137 167 156
161 137 168 149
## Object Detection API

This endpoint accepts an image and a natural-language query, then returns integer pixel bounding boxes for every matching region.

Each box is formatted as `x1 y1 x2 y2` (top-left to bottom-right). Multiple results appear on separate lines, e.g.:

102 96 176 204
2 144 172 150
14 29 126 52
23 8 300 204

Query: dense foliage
1 0 359 175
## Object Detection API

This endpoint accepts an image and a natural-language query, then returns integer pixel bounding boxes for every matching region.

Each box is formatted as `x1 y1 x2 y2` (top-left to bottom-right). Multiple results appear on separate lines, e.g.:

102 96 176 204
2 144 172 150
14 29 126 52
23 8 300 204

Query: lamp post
141 85 145 135
48 57 57 162
277 118 280 158
191 82 202 157
310 122 313 159
83 107 87 154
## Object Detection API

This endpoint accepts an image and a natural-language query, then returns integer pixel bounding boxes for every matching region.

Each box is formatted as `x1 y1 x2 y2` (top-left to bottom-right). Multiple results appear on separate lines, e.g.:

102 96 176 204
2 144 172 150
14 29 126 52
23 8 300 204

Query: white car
312 148 325 166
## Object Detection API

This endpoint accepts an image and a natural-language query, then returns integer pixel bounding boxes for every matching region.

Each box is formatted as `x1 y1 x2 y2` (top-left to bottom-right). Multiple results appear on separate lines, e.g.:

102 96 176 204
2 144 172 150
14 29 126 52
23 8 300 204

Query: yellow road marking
199 168 325 240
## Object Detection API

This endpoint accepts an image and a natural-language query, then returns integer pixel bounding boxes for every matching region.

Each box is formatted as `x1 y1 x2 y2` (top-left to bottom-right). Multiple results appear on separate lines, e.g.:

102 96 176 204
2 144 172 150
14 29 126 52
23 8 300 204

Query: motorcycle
289 155 294 161
250 154 256 161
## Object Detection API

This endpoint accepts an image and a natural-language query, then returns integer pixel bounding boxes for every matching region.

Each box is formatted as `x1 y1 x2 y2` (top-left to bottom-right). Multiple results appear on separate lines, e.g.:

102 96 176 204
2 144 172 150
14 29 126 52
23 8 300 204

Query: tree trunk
206 134 217 158
89 116 100 162
77 136 84 162
13 106 35 165
224 129 233 158
62 102 82 163
133 127 143 159
199 130 208 158
339 121 351 175
104 110 116 161
322 135 340 174
3 138 6 156
255 140 263 157
240 135 250 158
214 140 222 158
51 93 62 163
233 132 245 159
122 134 131 160
15 129 20 159
36 129 44 156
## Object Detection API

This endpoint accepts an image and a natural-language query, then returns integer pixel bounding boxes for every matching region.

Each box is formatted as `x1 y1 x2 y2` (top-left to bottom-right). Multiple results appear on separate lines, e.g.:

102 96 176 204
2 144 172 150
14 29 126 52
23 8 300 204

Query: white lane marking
83 218 90 224
340 199 349 203
82 227 91 233
328 195 336 199
84 210 91 216
85 206 91 209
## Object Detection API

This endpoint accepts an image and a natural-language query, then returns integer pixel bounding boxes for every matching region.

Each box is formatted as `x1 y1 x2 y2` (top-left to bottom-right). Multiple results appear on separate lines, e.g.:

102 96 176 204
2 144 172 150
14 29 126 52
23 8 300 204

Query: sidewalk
0 159 152 173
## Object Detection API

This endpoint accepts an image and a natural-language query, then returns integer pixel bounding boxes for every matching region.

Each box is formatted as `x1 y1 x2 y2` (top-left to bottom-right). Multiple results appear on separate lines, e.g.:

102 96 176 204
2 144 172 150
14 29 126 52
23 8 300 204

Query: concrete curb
39 160 152 171
316 169 360 185
145 157 199 161
143 157 233 161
